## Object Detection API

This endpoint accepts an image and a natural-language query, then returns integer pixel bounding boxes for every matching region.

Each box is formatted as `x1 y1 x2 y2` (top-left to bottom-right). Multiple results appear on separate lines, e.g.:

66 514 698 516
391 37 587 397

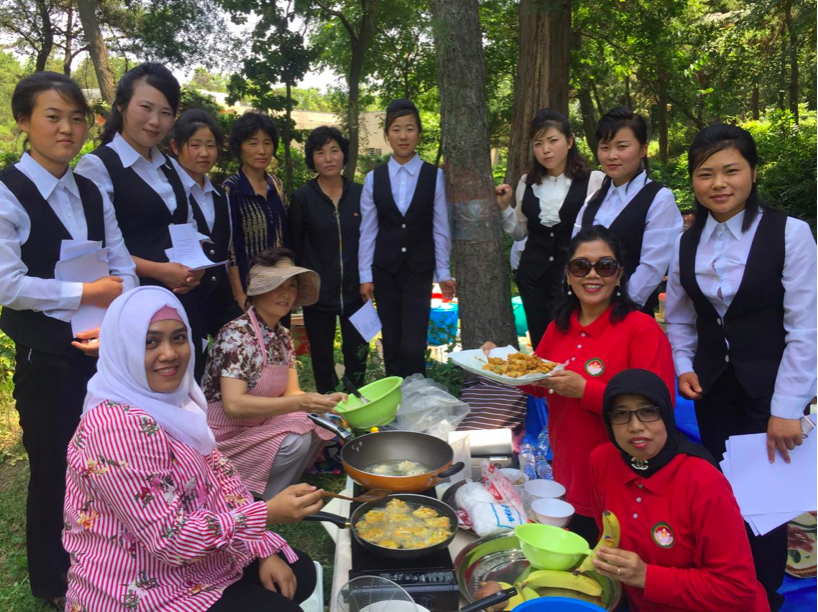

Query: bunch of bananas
475 510 622 610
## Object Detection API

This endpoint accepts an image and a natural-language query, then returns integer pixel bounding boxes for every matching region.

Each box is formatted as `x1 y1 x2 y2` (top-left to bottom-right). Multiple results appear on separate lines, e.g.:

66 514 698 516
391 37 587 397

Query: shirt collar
111 132 165 170
388 153 422 179
609 170 649 204
701 209 746 243
618 451 686 496
179 169 216 196
569 306 612 338
17 152 80 201
237 166 273 197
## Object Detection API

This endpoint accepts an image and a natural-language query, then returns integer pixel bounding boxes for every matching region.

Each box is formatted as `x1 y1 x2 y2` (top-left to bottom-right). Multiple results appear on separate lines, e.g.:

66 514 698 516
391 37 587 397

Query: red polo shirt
590 444 769 612
522 308 675 517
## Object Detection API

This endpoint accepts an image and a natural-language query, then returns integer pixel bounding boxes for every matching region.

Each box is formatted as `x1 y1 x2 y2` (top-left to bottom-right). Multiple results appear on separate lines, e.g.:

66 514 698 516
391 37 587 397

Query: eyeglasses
567 257 620 278
608 407 663 425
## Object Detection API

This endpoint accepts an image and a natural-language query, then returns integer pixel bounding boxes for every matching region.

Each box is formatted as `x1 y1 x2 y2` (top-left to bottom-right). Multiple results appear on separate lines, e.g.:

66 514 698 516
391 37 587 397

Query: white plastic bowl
523 479 566 500
531 497 575 527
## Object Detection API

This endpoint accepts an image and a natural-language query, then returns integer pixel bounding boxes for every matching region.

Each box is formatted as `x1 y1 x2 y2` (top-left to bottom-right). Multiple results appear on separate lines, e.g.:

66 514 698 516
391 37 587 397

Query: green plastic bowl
334 376 403 429
514 523 592 571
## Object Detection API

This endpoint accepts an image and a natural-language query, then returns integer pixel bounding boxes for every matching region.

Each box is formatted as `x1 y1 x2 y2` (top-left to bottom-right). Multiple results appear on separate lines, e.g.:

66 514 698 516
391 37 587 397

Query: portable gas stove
347 485 461 611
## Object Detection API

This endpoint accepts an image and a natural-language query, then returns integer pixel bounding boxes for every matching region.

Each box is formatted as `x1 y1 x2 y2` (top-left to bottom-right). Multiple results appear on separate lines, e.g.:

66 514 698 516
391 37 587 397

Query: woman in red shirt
483 225 674 544
589 369 769 612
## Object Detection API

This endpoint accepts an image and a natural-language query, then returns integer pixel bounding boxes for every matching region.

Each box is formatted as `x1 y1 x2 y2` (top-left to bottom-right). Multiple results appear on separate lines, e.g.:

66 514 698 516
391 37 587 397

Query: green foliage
746 109 817 228
187 67 229 93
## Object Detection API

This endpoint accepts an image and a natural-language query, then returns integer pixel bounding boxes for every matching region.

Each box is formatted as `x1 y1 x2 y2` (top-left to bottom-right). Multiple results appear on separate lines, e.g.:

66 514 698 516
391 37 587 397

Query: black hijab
602 369 716 478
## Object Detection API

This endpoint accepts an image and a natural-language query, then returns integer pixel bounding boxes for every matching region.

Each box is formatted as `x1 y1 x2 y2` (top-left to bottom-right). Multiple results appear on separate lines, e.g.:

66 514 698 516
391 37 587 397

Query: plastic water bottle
534 429 554 480
519 442 536 480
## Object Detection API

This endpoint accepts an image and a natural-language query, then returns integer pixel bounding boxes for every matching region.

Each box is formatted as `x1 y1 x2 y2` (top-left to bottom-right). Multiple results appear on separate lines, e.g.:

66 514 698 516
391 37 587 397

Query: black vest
517 176 590 281
372 162 437 274
90 146 189 263
581 177 664 281
189 186 231 301
0 166 105 356
679 210 787 399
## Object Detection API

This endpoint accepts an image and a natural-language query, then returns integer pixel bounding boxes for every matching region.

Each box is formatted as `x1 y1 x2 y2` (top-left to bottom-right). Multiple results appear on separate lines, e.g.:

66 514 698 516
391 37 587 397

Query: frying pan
309 414 464 493
304 493 459 560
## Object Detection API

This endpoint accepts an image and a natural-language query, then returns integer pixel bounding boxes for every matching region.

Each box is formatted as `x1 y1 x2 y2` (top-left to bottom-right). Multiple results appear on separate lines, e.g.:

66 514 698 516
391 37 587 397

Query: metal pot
304 493 459 560
309 414 464 493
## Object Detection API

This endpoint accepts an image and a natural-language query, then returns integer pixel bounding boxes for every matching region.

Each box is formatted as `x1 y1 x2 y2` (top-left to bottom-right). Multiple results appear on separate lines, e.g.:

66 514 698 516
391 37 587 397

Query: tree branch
312 0 358 42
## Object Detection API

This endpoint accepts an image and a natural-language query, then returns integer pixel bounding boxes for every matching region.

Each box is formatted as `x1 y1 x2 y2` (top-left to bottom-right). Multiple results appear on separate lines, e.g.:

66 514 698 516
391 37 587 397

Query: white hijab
83 286 216 455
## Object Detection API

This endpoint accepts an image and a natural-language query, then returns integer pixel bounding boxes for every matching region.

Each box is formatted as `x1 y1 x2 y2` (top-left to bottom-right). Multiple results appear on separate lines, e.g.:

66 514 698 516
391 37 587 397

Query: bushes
650 111 816 229
745 111 817 230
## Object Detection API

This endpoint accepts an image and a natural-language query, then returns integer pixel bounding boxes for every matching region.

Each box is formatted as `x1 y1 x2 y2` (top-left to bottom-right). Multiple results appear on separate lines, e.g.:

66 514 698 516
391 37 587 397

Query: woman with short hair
289 126 368 393
223 112 290 309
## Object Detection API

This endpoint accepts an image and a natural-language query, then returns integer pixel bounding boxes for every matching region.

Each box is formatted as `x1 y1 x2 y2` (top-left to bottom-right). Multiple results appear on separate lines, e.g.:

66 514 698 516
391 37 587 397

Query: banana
520 569 602 597
521 587 540 601
504 591 525 611
574 509 621 575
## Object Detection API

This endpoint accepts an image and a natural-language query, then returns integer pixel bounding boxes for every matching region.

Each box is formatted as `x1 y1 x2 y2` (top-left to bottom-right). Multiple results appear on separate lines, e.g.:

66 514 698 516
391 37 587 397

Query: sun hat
245 256 320 306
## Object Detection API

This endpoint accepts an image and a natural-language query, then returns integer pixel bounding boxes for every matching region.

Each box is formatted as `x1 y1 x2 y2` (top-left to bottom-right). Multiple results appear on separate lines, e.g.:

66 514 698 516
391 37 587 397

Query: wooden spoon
322 488 392 503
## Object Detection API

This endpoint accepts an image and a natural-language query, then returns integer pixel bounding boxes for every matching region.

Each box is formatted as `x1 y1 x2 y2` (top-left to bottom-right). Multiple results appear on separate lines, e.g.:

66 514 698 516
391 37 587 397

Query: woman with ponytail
76 62 209 380
665 124 816 611
574 108 682 315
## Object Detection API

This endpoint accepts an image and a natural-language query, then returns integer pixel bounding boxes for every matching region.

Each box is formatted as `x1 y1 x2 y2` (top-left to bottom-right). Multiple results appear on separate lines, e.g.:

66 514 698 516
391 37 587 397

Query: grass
0 351 345 611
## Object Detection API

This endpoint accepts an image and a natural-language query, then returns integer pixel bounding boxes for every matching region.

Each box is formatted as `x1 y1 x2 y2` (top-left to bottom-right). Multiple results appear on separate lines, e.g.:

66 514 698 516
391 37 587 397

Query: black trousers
202 272 243 339
13 345 98 599
516 268 560 350
373 263 434 378
208 549 316 611
303 306 368 394
568 513 600 548
695 366 788 611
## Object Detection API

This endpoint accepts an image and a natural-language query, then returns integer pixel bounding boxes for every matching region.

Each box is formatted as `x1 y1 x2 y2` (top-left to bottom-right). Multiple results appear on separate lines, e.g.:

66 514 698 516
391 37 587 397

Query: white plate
449 346 565 386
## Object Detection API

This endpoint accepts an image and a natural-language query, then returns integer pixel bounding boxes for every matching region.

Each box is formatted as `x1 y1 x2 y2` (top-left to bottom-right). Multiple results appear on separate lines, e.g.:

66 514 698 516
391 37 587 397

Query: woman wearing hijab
63 286 322 612
202 247 342 501
589 369 769 612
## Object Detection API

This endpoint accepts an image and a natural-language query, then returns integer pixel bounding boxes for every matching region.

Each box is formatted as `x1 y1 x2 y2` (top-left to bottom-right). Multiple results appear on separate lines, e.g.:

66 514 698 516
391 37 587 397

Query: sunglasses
608 406 663 425
567 257 620 278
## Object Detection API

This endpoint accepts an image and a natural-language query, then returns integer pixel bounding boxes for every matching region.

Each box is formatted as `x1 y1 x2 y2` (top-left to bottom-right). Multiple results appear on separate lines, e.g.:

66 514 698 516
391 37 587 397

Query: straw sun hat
246 256 320 307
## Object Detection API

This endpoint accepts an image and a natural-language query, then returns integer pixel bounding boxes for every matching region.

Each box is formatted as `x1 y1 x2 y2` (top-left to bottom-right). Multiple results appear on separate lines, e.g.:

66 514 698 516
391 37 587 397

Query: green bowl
334 376 403 429
514 523 592 571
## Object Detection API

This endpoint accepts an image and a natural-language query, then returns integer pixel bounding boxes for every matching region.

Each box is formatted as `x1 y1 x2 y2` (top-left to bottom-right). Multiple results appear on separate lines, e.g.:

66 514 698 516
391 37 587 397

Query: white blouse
501 171 605 241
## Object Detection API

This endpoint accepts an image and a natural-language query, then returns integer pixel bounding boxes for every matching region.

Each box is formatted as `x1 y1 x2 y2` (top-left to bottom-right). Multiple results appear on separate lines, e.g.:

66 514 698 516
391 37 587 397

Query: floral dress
201 310 335 494
63 400 294 612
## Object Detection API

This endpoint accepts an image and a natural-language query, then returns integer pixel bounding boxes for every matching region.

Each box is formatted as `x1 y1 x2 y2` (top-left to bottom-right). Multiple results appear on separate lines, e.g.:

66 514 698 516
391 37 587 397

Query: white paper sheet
166 224 226 270
55 246 110 336
349 299 381 342
60 239 103 261
726 428 817 516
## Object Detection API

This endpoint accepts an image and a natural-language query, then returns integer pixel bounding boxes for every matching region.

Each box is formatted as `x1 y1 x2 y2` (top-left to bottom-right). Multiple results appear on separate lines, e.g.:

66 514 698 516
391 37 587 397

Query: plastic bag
395 374 470 439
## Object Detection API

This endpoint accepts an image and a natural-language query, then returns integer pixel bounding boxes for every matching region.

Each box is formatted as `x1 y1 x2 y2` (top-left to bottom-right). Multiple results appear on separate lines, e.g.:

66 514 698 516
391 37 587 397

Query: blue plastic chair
512 597 606 611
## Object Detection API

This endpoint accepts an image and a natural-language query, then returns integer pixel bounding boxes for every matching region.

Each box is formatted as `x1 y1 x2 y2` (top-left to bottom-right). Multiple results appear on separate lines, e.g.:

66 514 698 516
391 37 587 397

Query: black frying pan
304 493 459 560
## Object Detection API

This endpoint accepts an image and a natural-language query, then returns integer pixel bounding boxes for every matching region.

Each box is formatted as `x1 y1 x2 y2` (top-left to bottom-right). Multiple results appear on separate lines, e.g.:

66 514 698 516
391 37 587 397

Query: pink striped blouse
63 400 296 612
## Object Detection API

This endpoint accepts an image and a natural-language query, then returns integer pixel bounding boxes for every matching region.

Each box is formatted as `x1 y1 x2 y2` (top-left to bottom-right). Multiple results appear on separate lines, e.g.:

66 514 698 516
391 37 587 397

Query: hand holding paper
349 300 382 343
166 224 227 271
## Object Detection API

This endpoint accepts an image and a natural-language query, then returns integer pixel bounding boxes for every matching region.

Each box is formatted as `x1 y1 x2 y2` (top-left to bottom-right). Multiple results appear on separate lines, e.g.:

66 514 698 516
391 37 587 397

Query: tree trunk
345 47 363 178
578 86 598 162
590 79 603 116
657 87 668 163
504 0 571 186
63 5 74 74
783 0 799 123
623 74 631 108
284 81 294 195
76 0 116 104
751 83 760 120
342 0 379 178
777 25 787 111
34 0 54 72
431 0 517 350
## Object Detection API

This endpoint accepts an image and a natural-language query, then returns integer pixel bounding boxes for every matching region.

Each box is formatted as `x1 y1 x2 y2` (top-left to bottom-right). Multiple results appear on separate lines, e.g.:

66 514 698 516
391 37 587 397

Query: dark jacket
289 177 364 314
